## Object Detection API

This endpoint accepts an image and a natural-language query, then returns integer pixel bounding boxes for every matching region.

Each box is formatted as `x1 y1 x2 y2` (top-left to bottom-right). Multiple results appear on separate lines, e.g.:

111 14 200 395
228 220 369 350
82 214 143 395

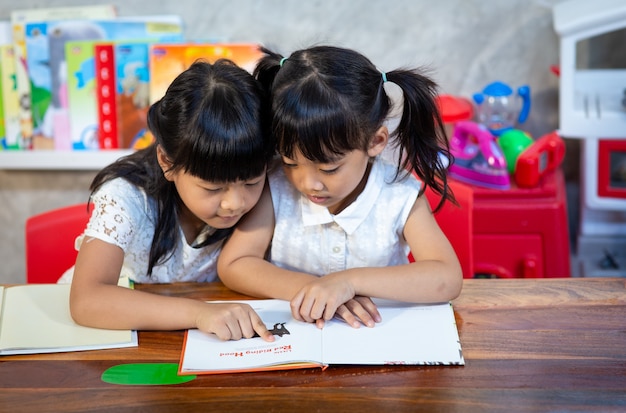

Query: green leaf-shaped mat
101 363 196 385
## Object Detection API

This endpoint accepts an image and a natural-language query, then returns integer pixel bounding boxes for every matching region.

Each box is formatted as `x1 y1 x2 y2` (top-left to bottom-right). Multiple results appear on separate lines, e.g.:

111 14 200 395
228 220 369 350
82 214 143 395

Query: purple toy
449 121 511 190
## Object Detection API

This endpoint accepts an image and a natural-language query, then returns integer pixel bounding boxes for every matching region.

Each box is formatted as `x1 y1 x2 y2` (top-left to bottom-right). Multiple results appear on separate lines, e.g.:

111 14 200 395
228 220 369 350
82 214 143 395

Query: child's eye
281 161 297 168
320 166 339 174
245 180 263 187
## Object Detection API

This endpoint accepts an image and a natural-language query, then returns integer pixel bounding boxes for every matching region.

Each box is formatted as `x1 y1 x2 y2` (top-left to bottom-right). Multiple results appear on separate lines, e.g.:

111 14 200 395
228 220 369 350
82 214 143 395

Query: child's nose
302 173 324 192
221 188 245 211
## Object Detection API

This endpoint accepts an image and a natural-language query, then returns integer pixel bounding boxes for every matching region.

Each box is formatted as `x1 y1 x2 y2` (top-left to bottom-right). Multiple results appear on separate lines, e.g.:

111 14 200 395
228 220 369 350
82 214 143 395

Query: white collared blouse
268 158 421 276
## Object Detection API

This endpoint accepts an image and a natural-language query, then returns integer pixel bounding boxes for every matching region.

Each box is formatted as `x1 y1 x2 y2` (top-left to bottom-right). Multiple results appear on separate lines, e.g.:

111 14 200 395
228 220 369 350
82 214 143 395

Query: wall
0 0 572 283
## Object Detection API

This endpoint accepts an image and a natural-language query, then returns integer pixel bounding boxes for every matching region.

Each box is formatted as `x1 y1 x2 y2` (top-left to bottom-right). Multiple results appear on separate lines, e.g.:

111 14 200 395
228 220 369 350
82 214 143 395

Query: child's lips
307 194 329 204
218 214 240 224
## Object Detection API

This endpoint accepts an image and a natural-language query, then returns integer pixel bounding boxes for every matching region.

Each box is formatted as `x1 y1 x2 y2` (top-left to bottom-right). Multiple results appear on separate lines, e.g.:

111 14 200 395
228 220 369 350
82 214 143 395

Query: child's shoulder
92 177 153 216
95 177 142 197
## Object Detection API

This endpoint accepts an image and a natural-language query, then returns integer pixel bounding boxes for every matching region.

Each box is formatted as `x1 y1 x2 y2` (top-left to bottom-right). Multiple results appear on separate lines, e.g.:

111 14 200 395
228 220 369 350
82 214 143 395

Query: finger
225 319 243 341
335 304 361 328
312 298 329 321
315 318 325 329
250 314 275 342
291 293 316 323
356 296 382 323
322 302 339 322
211 324 231 341
344 301 375 328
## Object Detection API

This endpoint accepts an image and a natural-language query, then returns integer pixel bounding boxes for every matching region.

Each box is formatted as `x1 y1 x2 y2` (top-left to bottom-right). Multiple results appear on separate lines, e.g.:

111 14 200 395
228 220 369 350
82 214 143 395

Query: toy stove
553 0 626 277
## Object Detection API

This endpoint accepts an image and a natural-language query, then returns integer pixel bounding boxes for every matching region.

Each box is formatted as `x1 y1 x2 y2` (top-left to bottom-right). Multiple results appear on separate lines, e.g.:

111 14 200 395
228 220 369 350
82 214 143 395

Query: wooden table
1 278 625 412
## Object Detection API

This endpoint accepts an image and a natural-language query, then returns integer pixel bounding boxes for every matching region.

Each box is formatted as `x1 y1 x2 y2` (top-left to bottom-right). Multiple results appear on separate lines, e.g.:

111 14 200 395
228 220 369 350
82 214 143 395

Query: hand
335 296 382 328
290 275 355 326
290 276 381 328
195 302 274 342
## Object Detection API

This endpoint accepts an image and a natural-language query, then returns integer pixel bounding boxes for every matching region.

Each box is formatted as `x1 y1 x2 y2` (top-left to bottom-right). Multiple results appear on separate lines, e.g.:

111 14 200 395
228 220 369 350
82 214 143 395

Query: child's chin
210 216 241 228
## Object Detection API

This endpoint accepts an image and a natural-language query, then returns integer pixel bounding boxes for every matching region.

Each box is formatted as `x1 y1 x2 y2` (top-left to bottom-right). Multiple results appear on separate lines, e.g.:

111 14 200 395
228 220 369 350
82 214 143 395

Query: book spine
0 45 22 150
95 44 118 149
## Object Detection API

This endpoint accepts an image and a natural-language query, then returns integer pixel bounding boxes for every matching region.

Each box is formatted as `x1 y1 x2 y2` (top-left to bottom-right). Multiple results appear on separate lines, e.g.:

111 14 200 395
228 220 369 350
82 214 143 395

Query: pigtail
253 46 284 94
385 69 455 212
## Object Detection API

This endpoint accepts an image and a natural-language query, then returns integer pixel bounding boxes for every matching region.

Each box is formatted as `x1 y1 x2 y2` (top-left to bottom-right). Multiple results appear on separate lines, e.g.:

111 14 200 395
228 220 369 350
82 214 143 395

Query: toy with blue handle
473 81 531 136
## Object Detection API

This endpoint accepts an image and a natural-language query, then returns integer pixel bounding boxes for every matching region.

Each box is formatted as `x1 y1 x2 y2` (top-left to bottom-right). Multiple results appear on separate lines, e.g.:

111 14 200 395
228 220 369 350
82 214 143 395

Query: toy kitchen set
553 0 626 277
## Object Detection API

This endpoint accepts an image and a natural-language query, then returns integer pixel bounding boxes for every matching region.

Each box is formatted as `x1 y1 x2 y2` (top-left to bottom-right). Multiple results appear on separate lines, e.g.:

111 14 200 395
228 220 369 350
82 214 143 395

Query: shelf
0 150 135 170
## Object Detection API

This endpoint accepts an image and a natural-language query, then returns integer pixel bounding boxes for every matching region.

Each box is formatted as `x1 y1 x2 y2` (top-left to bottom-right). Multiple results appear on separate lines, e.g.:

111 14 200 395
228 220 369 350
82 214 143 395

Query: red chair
421 180 474 279
25 203 92 283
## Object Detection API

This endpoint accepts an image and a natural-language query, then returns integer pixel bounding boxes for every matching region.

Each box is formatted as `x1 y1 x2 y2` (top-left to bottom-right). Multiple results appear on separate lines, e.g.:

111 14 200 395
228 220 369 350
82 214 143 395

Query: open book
0 279 137 355
179 299 464 375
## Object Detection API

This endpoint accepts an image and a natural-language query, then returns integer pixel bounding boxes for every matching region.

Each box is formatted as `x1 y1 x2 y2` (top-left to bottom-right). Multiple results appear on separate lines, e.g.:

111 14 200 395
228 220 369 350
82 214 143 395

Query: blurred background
0 0 622 282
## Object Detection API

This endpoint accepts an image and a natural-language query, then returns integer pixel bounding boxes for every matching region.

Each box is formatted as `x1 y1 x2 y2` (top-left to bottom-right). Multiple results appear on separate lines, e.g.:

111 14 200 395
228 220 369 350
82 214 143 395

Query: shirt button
332 247 341 253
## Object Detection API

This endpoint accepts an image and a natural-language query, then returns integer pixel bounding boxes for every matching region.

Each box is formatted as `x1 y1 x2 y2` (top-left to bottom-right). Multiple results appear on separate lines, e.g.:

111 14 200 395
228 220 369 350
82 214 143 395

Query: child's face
281 149 372 215
168 169 266 230
280 127 388 215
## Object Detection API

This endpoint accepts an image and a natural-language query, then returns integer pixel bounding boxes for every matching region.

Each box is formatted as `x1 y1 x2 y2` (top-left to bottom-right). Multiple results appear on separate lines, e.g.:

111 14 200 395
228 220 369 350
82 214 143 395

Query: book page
321 300 464 366
179 299 323 374
0 283 137 355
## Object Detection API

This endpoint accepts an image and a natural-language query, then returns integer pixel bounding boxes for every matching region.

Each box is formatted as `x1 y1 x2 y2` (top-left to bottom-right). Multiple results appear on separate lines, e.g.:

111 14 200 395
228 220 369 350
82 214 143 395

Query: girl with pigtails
218 45 462 329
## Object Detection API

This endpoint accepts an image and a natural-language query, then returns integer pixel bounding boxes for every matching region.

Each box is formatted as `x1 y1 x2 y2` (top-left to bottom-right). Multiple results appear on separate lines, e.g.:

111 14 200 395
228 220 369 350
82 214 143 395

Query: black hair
90 59 273 275
254 45 454 211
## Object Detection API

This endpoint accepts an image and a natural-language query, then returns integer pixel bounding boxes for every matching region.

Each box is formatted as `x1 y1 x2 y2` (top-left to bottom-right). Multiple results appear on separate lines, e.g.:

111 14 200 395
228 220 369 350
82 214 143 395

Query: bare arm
217 186 319 300
69 237 273 342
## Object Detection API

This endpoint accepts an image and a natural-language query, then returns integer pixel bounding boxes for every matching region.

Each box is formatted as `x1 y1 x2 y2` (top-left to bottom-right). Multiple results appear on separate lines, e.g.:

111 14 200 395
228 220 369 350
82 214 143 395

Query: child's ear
367 126 389 157
156 145 175 181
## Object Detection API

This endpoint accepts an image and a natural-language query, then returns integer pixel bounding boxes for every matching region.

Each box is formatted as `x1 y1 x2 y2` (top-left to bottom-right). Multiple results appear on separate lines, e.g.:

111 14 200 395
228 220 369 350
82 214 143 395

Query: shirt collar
300 158 385 234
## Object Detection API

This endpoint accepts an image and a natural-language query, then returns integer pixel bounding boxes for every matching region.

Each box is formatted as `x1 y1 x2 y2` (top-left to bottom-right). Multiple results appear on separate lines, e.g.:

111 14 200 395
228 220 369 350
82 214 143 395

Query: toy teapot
473 81 531 136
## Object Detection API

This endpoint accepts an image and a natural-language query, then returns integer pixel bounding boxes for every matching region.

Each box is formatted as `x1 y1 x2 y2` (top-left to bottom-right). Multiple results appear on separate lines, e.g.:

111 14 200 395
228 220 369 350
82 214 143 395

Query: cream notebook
0 279 137 355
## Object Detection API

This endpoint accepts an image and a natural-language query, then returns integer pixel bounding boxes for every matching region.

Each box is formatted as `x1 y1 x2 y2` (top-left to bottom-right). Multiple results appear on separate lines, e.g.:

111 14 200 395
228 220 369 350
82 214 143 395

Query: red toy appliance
515 131 566 188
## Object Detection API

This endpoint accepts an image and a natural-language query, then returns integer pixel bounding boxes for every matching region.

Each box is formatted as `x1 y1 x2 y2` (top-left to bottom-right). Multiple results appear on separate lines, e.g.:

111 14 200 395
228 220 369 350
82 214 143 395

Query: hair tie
381 72 388 83
279 57 288 67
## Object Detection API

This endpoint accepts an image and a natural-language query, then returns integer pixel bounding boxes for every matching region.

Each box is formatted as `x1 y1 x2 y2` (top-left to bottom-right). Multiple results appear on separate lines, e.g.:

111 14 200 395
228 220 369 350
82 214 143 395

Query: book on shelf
94 40 167 150
10 5 118 150
178 298 464 375
68 38 182 151
0 44 21 151
94 43 117 149
149 43 263 104
0 21 11 150
111 41 154 150
0 277 137 355
24 15 184 150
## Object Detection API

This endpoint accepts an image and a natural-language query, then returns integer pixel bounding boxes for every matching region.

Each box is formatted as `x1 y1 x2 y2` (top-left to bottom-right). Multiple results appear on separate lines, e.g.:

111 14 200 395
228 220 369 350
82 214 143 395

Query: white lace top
268 158 421 276
60 178 223 284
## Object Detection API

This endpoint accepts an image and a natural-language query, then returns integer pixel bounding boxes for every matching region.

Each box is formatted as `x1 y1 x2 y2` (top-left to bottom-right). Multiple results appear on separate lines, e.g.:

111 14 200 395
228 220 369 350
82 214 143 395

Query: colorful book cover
68 38 182 150
112 42 154 149
64 40 103 150
10 5 117 149
25 16 184 150
148 43 262 104
0 45 22 150
0 22 10 150
0 52 5 150
94 43 117 149
94 41 160 150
